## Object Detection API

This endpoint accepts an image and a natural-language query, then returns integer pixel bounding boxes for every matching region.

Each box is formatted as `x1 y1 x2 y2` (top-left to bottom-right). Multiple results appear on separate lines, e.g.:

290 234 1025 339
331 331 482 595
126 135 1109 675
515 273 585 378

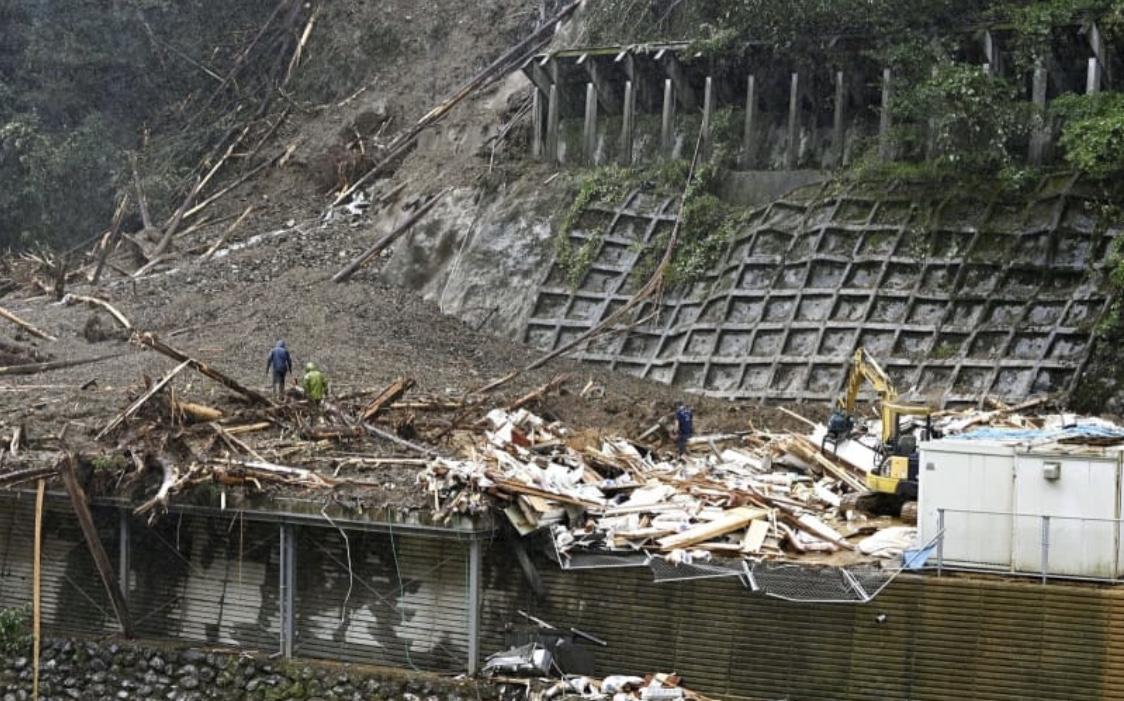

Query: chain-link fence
547 526 914 602
931 508 1124 583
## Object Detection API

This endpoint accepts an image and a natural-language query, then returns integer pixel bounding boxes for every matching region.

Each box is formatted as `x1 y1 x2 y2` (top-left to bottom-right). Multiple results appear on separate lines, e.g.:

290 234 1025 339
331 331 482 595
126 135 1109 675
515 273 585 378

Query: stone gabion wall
0 639 496 701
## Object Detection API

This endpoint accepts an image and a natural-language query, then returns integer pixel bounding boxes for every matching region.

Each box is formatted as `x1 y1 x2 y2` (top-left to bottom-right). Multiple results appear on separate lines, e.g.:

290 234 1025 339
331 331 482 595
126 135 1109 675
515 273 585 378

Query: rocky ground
0 638 498 701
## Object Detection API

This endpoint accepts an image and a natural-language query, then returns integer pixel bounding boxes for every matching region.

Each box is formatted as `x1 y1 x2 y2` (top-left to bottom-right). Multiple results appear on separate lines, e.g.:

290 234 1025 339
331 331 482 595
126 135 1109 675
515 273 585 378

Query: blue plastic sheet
947 421 1124 444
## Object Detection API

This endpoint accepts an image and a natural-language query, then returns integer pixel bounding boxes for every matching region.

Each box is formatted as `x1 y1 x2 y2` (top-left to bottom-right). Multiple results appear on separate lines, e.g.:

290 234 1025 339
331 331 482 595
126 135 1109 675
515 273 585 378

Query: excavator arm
838 349 897 413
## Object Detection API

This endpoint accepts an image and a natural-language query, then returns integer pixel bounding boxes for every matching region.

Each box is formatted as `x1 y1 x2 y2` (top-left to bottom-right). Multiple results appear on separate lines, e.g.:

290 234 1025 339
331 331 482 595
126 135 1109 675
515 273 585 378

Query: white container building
918 431 1124 580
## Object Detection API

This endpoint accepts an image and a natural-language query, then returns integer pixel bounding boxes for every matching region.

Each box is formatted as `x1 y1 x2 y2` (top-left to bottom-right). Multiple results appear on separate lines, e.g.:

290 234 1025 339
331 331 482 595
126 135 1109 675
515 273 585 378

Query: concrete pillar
279 523 297 659
661 78 675 158
740 73 757 169
879 67 893 161
466 540 482 675
531 89 544 160
1029 59 1049 165
983 31 1001 76
832 71 846 167
546 83 561 164
701 76 714 156
1087 56 1103 94
118 510 130 606
786 72 799 169
620 80 634 165
1090 22 1111 87
583 82 598 165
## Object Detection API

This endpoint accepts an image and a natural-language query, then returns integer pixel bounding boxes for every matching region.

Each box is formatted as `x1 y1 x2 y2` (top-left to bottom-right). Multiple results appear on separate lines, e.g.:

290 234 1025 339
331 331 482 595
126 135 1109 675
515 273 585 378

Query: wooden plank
657 507 766 550
59 454 133 637
741 519 770 554
360 377 416 422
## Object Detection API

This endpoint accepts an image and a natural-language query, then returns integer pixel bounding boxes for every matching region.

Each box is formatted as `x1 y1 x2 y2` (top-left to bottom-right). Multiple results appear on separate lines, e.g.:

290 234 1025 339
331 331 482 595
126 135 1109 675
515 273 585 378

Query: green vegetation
1052 93 1124 179
0 0 277 250
554 158 744 288
0 606 30 655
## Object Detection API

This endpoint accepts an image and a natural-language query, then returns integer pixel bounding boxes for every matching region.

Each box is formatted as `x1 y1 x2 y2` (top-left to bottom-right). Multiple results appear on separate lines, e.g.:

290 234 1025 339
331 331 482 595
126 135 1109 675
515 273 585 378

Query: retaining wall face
0 639 495 701
524 176 1120 405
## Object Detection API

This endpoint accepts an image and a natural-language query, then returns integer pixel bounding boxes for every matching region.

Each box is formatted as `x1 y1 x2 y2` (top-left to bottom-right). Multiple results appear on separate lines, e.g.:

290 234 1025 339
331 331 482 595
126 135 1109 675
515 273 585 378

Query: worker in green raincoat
302 362 328 421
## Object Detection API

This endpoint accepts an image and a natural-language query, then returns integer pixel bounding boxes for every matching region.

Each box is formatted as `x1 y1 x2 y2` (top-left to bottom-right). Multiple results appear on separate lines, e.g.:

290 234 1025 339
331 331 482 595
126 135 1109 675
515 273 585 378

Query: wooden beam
657 507 768 550
0 353 123 378
360 377 417 422
136 333 273 406
59 454 133 637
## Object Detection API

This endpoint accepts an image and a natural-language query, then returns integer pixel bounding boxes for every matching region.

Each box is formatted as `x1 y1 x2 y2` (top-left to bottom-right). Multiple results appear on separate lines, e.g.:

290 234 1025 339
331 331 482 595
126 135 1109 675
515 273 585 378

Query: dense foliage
0 0 275 250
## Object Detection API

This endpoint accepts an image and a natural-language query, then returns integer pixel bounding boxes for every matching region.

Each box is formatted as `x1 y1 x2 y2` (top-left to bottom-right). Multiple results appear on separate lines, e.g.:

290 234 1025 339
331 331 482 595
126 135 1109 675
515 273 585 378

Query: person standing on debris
302 361 328 421
675 402 694 456
266 340 293 399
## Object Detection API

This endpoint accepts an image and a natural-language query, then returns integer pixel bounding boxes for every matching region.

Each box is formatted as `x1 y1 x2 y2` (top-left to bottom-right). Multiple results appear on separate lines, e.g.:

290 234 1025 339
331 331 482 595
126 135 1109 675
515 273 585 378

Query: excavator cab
825 348 936 517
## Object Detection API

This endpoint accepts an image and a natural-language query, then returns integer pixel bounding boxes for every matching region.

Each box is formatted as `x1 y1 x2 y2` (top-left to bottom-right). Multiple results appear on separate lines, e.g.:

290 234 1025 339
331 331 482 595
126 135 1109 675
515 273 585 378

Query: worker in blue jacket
266 340 293 399
675 402 694 457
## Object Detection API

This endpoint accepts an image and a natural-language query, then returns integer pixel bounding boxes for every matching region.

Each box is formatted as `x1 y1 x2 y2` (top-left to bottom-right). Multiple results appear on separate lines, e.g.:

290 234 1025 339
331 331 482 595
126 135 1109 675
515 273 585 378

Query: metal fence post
118 509 131 607
1041 515 1050 584
467 540 482 675
279 523 296 659
937 508 945 577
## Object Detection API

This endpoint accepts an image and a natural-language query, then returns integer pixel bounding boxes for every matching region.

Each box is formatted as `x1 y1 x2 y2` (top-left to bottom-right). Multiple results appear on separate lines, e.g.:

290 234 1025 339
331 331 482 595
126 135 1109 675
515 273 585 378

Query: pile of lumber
422 408 882 565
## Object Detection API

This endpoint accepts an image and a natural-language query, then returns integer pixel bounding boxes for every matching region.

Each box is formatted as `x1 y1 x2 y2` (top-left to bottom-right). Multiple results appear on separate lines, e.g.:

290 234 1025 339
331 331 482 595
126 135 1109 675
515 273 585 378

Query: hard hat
306 362 316 371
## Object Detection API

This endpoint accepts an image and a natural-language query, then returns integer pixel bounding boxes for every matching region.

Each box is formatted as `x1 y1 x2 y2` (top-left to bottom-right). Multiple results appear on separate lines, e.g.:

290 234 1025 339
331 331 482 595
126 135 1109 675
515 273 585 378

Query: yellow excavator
822 348 935 510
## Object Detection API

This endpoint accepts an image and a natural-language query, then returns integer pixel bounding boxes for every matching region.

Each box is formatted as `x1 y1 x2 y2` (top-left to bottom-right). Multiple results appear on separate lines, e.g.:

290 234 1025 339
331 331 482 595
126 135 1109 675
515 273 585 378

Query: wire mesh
645 556 744 583
747 561 901 603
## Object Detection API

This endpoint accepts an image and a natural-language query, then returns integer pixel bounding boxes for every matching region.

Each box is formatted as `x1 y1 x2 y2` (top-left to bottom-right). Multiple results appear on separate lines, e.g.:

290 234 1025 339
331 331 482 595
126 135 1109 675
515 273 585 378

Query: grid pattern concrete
524 177 1116 405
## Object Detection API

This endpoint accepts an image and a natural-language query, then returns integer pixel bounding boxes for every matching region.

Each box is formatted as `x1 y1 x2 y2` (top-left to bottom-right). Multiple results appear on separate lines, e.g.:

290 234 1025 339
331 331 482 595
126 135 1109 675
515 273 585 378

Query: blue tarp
946 421 1124 444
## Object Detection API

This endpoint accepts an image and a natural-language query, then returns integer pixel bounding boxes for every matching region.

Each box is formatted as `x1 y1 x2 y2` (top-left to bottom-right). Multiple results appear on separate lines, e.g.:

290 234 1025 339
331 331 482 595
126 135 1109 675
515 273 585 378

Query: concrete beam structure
656 50 696 110
466 540 482 675
740 73 757 169
620 79 635 165
786 72 800 169
879 67 893 161
546 83 561 163
661 78 675 158
701 76 714 156
580 54 621 113
583 82 598 165
832 71 846 167
531 88 544 160
1029 59 1049 165
1089 21 1111 87
983 31 1002 76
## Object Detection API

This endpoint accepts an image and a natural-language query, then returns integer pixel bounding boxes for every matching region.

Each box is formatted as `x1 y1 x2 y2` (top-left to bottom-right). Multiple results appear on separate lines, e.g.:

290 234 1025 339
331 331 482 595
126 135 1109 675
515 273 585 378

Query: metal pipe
937 508 945 577
1041 515 1050 585
279 523 296 659
467 540 482 675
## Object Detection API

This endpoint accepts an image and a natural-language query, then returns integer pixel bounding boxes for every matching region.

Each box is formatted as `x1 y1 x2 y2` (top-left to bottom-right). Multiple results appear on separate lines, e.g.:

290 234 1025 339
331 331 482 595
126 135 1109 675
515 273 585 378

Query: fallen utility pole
332 189 450 283
59 453 133 637
136 332 274 407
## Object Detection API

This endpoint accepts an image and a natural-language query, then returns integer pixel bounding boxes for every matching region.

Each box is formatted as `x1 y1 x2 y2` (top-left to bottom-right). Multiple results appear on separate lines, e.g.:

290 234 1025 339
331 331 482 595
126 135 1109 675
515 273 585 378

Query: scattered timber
332 188 450 283
0 306 58 342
